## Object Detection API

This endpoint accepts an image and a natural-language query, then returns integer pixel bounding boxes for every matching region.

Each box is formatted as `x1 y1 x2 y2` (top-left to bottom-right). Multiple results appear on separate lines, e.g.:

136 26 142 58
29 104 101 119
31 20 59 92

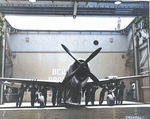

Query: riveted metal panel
10 32 128 53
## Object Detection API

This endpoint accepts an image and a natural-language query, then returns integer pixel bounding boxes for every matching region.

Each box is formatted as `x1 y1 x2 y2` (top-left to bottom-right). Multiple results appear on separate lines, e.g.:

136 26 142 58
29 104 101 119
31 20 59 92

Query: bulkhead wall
10 31 128 52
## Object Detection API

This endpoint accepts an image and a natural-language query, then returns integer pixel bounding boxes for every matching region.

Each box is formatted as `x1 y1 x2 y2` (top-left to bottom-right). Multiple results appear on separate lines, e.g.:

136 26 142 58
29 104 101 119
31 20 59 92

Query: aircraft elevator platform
0 101 149 119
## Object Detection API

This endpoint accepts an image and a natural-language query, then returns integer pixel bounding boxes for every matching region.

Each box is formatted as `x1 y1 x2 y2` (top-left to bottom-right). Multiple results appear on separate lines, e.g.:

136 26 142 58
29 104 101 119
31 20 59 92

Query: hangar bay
0 0 150 119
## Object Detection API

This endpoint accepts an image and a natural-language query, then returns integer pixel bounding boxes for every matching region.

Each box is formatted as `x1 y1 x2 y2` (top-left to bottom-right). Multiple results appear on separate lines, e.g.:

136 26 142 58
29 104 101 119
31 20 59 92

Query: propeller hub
73 60 89 81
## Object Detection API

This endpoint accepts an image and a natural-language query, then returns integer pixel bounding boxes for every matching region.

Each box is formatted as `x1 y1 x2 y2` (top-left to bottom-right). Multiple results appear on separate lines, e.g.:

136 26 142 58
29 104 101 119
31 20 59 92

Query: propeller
86 69 102 87
61 44 102 87
61 44 81 65
85 47 102 63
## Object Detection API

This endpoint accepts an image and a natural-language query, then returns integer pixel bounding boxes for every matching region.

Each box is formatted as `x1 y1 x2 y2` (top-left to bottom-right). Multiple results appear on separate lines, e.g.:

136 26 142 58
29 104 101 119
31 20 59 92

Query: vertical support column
132 24 136 75
148 1 150 100
132 23 141 102
0 13 6 104
148 26 150 103
0 28 3 105
134 34 140 75
135 29 143 102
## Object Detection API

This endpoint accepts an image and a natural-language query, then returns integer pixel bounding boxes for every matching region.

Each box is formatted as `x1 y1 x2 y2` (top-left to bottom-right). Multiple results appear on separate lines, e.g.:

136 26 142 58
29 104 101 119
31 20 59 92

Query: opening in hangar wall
8 32 134 101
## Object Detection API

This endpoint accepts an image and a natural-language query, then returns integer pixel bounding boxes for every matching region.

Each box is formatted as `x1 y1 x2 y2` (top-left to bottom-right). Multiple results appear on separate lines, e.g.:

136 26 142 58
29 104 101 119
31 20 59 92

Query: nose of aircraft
74 60 89 81
61 44 102 87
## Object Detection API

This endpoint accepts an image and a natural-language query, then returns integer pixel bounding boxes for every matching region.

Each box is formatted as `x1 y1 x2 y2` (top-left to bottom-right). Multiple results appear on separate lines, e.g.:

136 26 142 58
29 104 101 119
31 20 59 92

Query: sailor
37 92 45 108
57 86 63 106
29 84 37 108
6 87 12 102
107 83 116 106
117 17 121 30
3 88 8 103
114 82 119 104
85 86 91 105
34 91 45 108
118 81 126 104
39 93 45 108
41 85 49 106
99 85 107 105
91 86 98 105
16 84 26 107
52 86 57 106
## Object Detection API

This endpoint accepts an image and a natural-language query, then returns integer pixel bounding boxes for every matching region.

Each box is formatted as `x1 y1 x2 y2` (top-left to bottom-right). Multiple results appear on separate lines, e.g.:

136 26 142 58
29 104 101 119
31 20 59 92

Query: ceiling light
29 0 36 2
114 1 122 4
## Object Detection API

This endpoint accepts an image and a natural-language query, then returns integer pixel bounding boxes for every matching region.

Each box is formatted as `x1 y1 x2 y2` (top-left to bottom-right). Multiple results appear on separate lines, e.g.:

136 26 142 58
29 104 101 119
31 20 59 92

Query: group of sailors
16 84 49 108
15 81 125 108
84 81 125 106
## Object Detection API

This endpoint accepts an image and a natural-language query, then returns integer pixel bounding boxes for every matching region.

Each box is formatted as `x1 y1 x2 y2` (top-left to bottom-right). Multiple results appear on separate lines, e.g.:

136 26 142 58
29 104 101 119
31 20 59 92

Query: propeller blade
61 44 102 87
61 44 81 64
85 47 102 63
62 66 81 85
86 69 102 87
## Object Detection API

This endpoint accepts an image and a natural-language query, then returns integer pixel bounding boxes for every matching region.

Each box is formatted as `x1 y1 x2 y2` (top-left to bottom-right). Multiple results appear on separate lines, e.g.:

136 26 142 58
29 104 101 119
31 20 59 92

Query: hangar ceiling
0 0 149 17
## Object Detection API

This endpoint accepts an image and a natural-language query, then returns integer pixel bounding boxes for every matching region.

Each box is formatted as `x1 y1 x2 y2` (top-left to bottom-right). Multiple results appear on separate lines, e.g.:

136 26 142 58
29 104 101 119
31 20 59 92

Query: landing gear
107 94 115 106
71 92 81 104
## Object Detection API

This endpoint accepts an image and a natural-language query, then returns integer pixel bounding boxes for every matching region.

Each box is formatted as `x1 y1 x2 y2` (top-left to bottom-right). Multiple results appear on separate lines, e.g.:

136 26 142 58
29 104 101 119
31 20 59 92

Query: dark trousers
99 94 104 105
91 93 95 105
16 94 24 107
31 94 36 107
118 91 124 104
52 94 56 106
114 92 118 104
44 96 47 106
57 88 62 106
85 93 90 105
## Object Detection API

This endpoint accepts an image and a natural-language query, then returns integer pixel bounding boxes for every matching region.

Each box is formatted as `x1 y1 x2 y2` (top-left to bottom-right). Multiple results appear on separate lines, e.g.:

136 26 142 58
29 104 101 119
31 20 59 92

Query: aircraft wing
0 77 62 88
0 74 149 88
86 74 149 86
117 74 149 80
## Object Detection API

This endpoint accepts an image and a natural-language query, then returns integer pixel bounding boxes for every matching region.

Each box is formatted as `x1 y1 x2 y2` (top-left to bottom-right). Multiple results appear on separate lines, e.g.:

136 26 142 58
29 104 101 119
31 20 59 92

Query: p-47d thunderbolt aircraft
0 44 148 106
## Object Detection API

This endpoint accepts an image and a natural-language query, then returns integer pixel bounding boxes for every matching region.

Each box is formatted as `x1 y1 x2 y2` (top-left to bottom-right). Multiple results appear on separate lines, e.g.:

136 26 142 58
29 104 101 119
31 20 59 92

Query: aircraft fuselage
64 59 90 103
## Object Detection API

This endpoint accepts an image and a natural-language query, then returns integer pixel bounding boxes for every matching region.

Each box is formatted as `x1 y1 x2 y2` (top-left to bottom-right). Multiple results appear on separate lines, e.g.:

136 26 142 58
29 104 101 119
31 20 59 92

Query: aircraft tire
107 95 114 106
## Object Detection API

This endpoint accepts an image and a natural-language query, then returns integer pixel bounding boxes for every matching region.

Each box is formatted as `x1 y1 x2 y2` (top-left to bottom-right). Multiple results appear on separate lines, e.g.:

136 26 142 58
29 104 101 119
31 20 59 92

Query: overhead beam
0 6 148 16
62 0 148 1
0 1 148 16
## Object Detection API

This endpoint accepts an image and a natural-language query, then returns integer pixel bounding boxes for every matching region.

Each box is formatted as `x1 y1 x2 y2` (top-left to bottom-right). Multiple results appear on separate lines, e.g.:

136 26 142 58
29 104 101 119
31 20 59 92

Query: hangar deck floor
0 101 150 119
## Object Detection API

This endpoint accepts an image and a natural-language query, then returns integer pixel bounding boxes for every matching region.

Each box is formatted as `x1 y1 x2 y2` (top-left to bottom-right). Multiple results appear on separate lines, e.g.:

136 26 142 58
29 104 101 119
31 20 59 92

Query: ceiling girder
0 1 149 16
0 6 148 16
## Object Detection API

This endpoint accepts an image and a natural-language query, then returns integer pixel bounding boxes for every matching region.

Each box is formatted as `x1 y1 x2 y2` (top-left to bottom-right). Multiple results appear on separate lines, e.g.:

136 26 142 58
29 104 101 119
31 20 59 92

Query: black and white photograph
0 0 150 119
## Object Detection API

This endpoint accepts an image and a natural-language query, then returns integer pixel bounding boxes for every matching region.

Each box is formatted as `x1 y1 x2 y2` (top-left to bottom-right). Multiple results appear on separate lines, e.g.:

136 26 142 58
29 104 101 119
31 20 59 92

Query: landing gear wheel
107 95 114 106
